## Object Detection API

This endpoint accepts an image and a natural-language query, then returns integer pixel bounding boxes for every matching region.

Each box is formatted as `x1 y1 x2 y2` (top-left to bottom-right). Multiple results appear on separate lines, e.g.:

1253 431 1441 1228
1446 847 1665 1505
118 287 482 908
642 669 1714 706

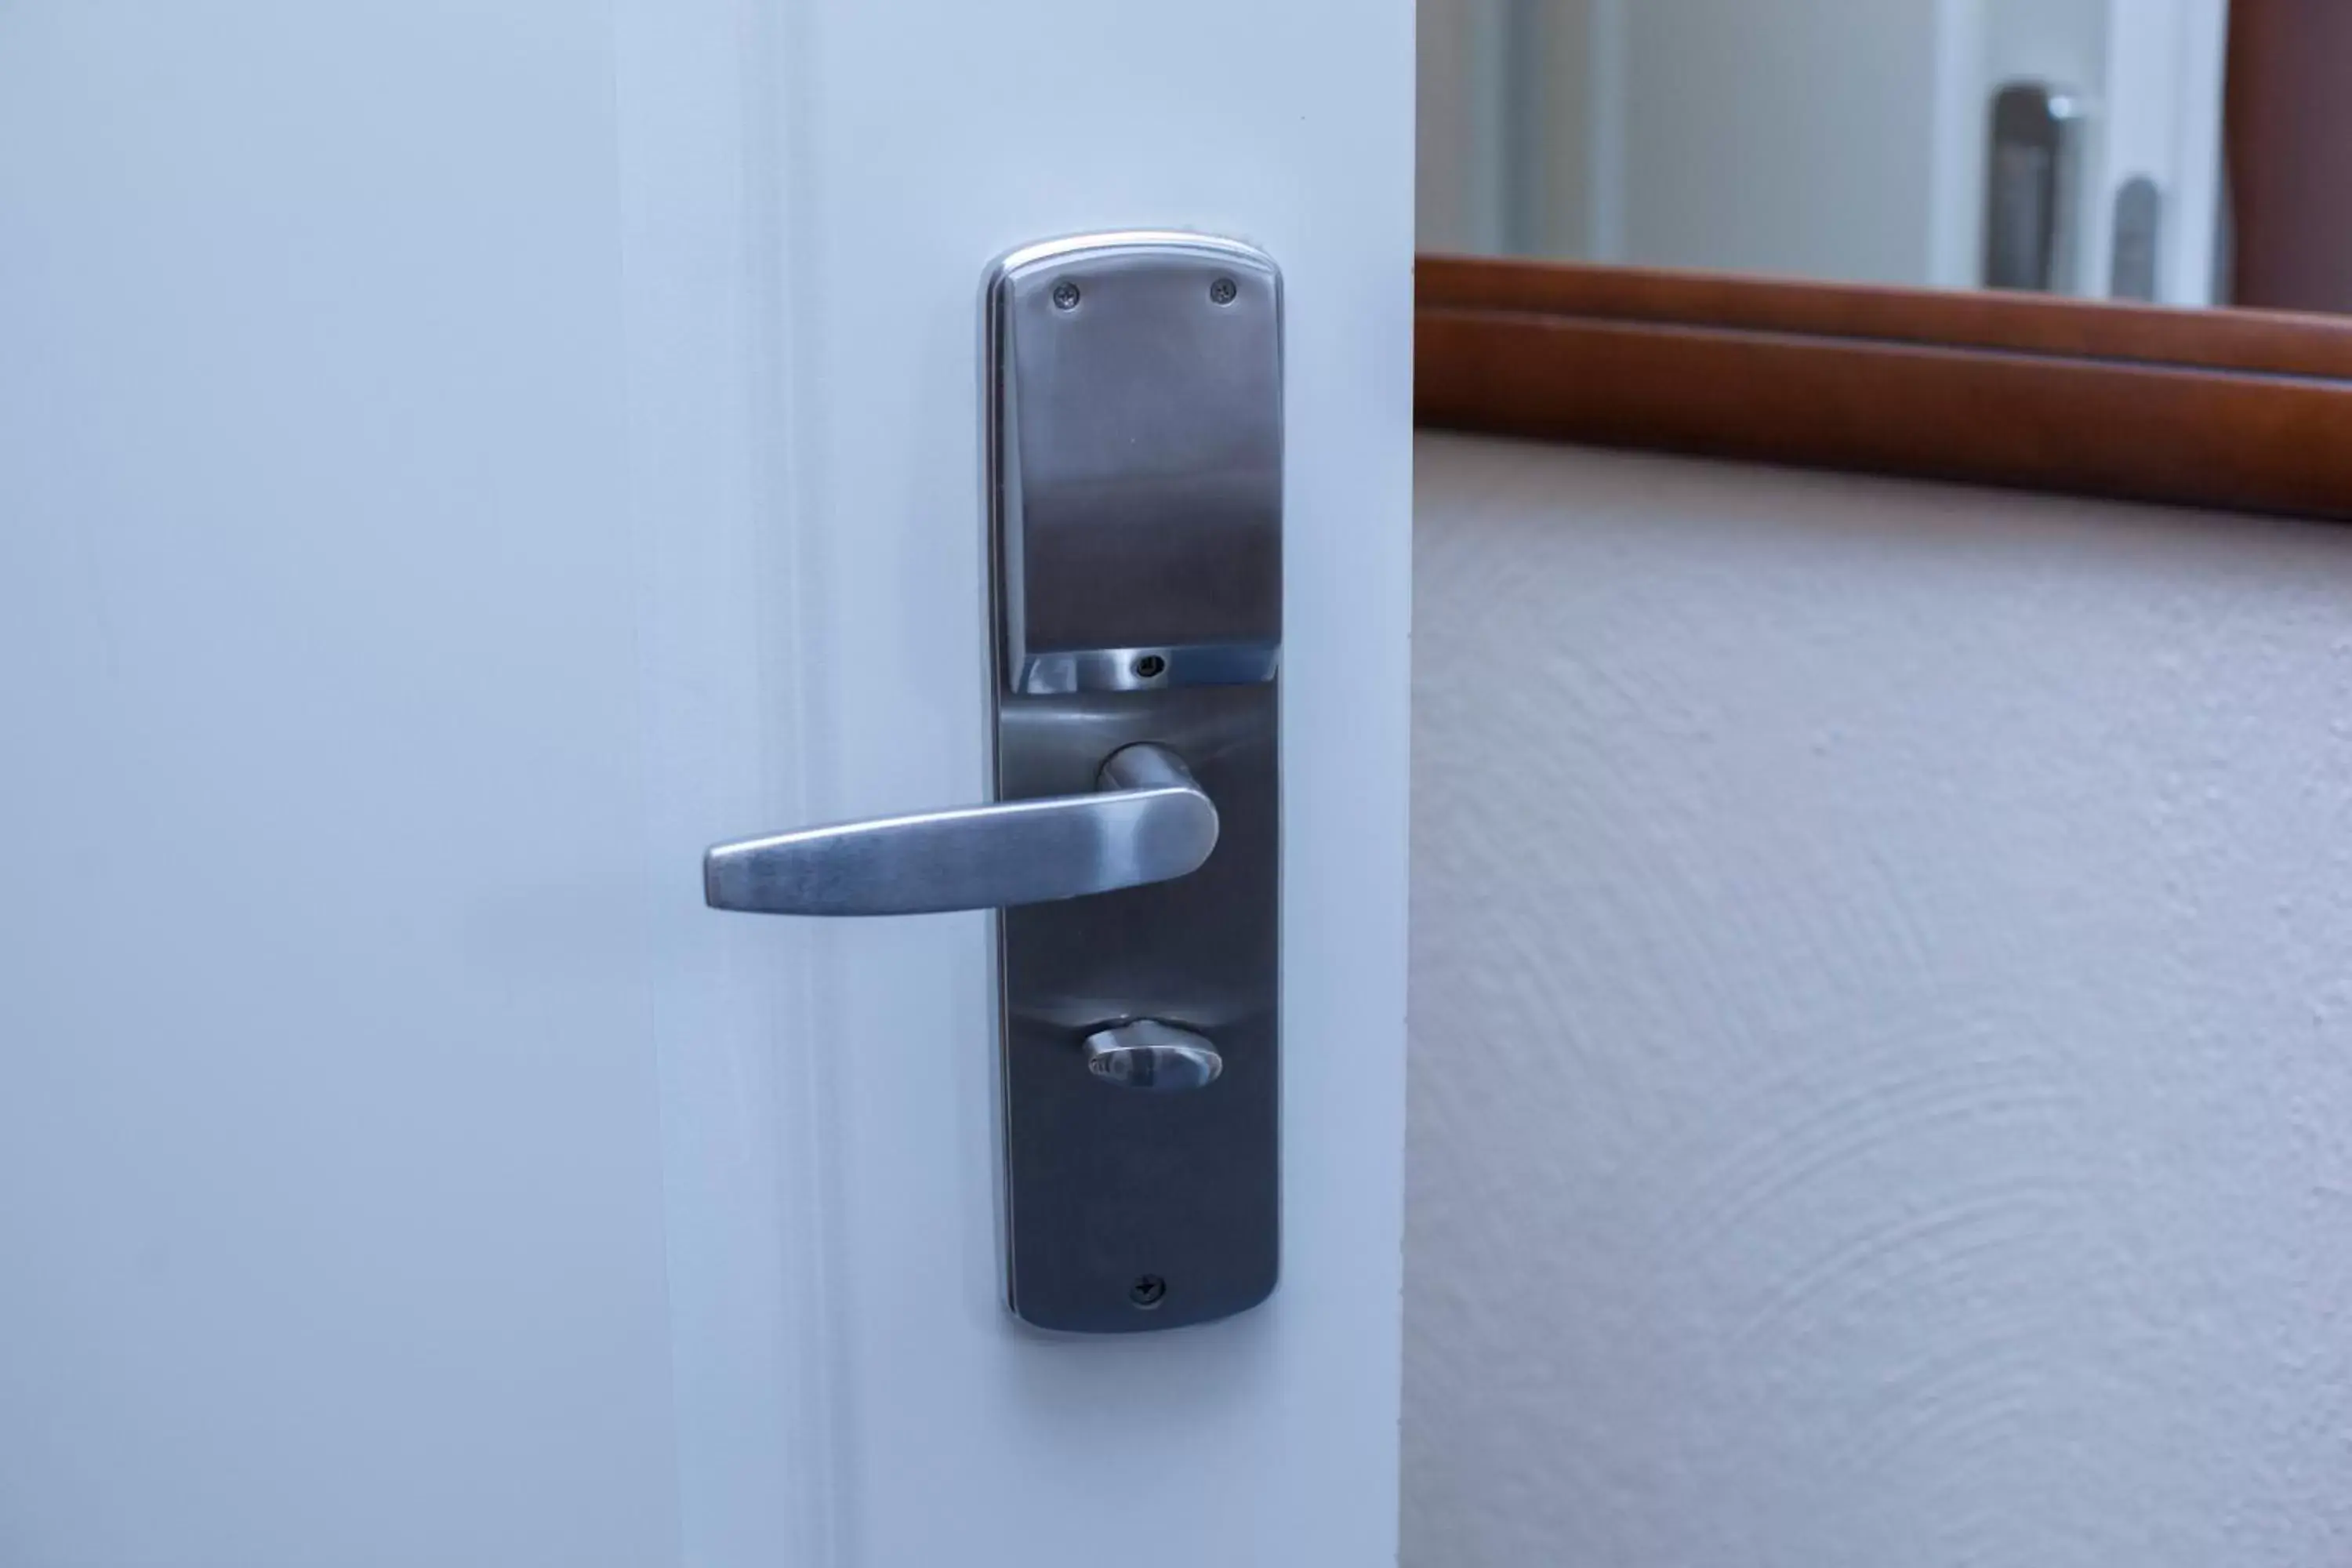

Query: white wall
1406 433 2352 1566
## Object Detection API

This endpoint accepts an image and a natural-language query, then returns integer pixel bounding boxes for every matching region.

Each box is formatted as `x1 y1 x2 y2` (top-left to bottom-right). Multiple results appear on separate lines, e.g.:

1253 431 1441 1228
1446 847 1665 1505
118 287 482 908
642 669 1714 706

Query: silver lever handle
703 743 1217 916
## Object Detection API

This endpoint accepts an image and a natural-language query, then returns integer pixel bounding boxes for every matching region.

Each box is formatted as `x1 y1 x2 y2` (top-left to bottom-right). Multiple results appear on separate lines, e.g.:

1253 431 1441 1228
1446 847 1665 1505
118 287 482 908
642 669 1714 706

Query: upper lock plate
992 232 1282 694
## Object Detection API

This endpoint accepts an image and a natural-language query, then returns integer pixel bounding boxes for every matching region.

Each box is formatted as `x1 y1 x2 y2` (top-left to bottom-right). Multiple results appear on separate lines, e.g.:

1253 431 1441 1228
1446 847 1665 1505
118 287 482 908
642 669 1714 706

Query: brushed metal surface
989 232 1283 1332
701 744 1215 916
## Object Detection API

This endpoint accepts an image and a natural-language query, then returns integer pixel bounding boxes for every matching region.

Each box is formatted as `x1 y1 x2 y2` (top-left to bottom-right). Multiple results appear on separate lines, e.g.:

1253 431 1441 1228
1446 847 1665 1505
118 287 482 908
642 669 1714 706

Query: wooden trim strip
1419 256 2352 379
1416 260 2352 521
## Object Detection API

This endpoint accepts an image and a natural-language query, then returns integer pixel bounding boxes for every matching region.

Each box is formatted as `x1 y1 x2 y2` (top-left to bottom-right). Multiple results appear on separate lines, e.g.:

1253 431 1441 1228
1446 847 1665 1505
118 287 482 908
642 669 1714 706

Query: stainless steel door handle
706 231 1282 1334
702 743 1216 916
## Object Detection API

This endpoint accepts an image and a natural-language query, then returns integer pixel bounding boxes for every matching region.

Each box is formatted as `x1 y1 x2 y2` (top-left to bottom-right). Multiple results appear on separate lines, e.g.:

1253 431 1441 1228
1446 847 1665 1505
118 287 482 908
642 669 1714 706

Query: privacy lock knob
1082 1019 1224 1091
702 743 1216 916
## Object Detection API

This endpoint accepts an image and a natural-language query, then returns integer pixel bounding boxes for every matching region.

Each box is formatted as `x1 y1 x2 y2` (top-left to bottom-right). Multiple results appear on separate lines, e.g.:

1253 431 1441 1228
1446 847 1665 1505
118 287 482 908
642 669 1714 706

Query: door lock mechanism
703 231 1282 1332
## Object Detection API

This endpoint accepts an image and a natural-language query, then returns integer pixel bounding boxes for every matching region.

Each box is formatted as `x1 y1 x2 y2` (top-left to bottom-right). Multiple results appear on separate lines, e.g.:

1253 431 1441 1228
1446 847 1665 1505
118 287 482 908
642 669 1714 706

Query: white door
0 2 1414 1563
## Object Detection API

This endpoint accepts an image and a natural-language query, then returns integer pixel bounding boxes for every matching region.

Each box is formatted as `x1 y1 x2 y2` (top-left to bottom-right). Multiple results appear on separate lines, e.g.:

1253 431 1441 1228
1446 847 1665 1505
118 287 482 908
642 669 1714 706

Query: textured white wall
1406 434 2352 1567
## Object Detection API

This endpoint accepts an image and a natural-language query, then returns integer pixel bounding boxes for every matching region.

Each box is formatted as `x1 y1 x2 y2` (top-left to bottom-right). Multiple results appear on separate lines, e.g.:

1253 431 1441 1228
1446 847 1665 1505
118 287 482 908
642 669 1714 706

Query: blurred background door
1421 0 2230 305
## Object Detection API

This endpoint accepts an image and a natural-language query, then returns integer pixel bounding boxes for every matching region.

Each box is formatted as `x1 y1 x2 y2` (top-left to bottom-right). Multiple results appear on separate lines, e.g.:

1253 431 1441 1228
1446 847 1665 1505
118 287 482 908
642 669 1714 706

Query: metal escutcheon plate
987 232 1282 1332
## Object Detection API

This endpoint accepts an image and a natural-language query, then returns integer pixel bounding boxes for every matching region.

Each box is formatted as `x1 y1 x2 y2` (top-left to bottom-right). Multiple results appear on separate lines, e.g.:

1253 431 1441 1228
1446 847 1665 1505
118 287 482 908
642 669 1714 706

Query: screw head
1131 653 1167 680
1052 280 1081 310
1129 1274 1168 1308
1209 277 1238 305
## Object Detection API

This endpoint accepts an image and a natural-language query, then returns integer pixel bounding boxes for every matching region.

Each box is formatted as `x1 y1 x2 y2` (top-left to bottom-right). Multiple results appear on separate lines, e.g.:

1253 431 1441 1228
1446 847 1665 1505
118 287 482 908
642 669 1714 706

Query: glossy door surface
0 1 1414 1564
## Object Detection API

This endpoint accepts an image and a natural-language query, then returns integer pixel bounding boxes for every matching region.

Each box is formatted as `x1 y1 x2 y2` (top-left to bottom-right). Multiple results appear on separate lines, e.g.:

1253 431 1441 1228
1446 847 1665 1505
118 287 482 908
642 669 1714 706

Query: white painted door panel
0 1 1414 1563
1 7 678 1563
